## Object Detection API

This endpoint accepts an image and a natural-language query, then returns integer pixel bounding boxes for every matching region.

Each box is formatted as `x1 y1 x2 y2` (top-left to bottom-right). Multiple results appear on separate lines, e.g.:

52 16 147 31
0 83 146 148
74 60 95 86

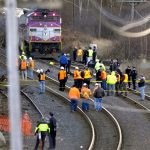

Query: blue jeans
82 100 89 111
21 70 27 80
139 86 145 100
101 80 107 90
107 84 115 96
94 98 103 111
28 69 33 79
70 99 78 111
40 81 45 93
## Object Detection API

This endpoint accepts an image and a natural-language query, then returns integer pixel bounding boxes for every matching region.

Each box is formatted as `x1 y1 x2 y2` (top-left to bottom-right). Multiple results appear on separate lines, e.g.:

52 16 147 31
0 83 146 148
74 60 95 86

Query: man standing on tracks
77 47 83 63
138 75 146 101
58 66 67 91
59 53 68 70
20 56 28 80
81 83 92 111
38 69 46 94
48 112 57 149
87 47 93 66
125 66 132 88
68 85 80 112
34 118 50 150
131 66 137 90
100 68 107 90
73 47 77 61
120 72 128 96
84 67 92 89
93 83 105 111
106 71 117 96
28 57 34 79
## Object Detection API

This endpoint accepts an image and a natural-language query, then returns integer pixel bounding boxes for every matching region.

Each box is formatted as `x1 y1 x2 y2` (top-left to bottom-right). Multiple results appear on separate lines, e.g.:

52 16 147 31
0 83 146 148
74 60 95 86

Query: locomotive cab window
54 29 60 33
30 29 37 32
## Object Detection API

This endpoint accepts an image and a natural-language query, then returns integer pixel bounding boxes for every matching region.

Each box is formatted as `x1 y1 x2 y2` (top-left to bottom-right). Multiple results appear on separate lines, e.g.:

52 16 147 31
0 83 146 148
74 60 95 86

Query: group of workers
19 52 34 80
34 112 57 150
73 46 97 66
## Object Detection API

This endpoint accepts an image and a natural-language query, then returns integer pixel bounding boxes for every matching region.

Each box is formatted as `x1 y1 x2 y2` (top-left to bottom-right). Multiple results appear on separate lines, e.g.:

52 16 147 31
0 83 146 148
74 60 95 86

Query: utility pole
73 0 75 31
5 0 22 149
98 0 103 38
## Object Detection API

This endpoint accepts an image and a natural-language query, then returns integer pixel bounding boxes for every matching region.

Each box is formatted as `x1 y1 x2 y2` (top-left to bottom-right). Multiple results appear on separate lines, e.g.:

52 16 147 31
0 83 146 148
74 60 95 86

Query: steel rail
33 65 122 150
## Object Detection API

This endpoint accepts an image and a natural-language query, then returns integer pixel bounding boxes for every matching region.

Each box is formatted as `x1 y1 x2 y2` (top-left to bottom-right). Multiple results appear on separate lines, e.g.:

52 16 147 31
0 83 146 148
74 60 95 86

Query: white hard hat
95 83 99 86
75 66 79 70
29 57 32 60
23 56 27 60
36 69 40 73
60 66 64 70
96 59 99 62
40 69 43 73
83 83 87 86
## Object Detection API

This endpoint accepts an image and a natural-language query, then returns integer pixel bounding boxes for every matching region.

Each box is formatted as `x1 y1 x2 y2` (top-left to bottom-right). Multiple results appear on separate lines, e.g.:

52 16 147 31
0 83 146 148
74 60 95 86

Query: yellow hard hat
49 62 54 65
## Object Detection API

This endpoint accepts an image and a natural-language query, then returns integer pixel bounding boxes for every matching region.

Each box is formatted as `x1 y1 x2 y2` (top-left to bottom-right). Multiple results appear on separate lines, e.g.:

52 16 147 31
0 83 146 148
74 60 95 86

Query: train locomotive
20 9 62 58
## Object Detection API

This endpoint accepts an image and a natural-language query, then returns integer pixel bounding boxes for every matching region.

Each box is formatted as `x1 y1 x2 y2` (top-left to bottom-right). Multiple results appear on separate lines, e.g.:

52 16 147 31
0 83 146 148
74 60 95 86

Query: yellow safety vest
77 49 83 56
88 49 93 57
84 70 91 79
123 74 128 83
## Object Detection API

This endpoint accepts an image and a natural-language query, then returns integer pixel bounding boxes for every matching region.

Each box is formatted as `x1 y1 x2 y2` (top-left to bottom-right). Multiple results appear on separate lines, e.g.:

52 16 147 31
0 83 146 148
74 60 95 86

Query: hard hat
36 69 40 73
83 83 87 86
22 51 25 55
96 59 99 62
64 53 67 56
23 56 27 60
60 66 64 70
49 62 54 65
95 83 99 86
40 69 43 73
29 57 32 60
75 66 79 70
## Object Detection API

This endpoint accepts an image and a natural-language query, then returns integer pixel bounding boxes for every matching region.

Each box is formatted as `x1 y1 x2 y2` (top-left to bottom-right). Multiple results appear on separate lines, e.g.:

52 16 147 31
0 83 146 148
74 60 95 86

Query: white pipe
5 0 23 149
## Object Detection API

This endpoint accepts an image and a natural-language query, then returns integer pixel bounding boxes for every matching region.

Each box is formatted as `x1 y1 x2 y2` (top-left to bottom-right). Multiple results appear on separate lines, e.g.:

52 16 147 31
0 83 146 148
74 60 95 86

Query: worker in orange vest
76 69 83 91
68 84 80 112
37 69 45 94
20 56 28 80
84 67 92 88
81 83 92 111
28 57 34 79
58 66 67 91
73 66 79 87
100 68 107 90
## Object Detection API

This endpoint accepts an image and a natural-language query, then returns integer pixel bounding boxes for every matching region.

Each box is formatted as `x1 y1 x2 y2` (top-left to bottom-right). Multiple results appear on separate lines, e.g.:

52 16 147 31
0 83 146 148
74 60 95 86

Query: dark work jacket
131 70 137 79
94 87 105 98
125 68 132 79
49 117 57 132
138 79 145 88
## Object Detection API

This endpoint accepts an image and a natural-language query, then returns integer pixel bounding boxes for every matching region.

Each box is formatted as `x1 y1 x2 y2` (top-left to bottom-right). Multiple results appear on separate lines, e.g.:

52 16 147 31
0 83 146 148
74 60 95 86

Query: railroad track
0 56 96 149
35 59 122 150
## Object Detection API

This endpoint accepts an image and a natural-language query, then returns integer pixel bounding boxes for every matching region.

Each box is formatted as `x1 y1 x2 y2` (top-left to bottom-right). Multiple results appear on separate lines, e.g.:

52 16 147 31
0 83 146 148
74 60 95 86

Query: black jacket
94 87 105 98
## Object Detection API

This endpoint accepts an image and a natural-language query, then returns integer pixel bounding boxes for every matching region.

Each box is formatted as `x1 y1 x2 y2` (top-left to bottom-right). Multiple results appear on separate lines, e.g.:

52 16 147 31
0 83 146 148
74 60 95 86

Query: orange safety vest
123 74 128 83
84 70 91 79
68 87 80 99
101 71 107 80
21 61 27 70
117 74 120 82
40 74 45 80
59 70 66 80
29 61 34 69
74 70 78 79
76 71 82 79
